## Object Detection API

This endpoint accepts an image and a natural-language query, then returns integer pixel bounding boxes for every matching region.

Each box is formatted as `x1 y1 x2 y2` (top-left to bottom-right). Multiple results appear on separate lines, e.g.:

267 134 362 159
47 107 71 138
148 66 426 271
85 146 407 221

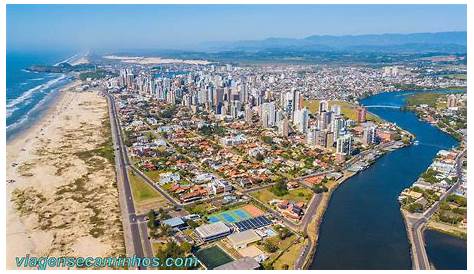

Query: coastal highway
106 93 148 268
406 149 466 270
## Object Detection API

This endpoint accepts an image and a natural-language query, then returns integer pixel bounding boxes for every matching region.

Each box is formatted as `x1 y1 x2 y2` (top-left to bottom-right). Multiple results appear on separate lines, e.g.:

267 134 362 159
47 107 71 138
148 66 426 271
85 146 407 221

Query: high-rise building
325 131 335 150
357 107 367 123
332 117 345 140
331 105 341 116
214 88 224 114
284 91 295 116
294 91 302 111
336 134 352 155
294 108 309 133
307 127 318 146
363 126 377 145
318 111 331 130
447 94 458 108
261 102 276 128
245 104 253 123
319 100 329 114
278 117 289 137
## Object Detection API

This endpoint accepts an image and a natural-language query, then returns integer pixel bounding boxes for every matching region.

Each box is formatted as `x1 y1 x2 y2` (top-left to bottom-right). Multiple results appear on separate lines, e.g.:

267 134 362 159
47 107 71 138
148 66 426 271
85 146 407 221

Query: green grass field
405 93 444 109
128 171 163 203
443 74 467 80
251 187 314 205
303 99 381 123
144 170 163 182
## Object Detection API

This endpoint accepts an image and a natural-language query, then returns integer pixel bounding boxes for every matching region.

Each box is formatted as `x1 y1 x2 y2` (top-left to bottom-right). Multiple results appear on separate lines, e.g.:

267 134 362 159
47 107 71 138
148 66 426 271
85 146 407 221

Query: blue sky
7 4 467 51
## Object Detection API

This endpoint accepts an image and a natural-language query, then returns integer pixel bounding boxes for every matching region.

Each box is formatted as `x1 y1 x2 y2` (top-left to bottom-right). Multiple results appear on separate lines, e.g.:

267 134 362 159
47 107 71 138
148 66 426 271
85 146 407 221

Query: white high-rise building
294 91 302 111
319 100 329 114
332 117 345 141
307 127 318 146
336 134 352 155
278 117 289 137
331 105 341 116
363 126 377 145
261 102 276 128
318 111 331 131
294 108 309 134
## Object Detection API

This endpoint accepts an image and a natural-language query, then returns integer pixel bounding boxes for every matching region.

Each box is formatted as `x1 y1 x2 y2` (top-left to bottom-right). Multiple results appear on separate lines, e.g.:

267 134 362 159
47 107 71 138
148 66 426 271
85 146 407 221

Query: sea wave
6 87 60 132
6 74 66 110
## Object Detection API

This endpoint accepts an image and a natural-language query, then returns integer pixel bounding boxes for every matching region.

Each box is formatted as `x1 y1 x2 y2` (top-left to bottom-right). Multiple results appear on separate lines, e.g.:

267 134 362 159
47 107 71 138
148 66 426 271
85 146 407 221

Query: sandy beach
103 55 211 65
6 82 124 269
70 56 89 66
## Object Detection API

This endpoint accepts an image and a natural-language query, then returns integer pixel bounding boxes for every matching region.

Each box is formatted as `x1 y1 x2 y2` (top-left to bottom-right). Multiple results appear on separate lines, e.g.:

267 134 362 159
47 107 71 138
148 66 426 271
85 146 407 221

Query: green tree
147 209 158 229
407 202 424 213
263 241 278 253
271 179 288 197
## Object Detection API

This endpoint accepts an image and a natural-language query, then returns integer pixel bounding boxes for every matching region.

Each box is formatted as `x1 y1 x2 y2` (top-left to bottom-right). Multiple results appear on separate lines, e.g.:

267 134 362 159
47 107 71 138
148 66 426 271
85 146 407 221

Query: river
309 90 464 269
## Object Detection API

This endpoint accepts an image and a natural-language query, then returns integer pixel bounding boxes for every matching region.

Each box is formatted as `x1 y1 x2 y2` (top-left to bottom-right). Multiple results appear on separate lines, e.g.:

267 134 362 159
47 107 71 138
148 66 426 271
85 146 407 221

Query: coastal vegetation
153 241 196 270
79 69 116 81
427 194 467 239
28 62 95 73
8 91 125 260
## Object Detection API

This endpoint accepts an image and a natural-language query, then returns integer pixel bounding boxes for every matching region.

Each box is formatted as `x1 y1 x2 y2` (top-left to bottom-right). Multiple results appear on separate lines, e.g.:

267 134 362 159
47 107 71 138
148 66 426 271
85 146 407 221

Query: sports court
242 204 264 217
195 246 233 269
207 204 263 223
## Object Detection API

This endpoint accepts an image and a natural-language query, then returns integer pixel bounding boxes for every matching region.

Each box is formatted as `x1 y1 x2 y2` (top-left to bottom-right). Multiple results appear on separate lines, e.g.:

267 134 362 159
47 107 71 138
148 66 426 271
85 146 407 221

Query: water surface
310 90 458 269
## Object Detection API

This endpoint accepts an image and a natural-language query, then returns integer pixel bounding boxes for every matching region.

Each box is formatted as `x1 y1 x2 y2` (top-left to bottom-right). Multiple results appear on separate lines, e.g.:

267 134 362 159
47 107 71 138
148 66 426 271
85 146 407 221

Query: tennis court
242 204 264 217
208 207 252 223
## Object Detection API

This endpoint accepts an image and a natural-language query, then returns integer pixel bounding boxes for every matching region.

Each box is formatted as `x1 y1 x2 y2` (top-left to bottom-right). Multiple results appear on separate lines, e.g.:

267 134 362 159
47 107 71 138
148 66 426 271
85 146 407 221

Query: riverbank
302 140 411 269
424 229 467 270
404 91 466 142
427 221 467 240
301 171 357 268
6 83 125 269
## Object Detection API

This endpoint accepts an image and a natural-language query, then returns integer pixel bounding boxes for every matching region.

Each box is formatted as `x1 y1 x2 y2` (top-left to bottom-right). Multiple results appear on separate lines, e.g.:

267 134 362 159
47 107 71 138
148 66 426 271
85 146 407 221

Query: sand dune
6 84 124 269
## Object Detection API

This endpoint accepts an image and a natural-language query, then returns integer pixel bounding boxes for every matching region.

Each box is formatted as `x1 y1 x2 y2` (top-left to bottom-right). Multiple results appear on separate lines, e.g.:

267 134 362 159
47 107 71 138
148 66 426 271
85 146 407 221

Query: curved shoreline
301 142 411 269
303 89 453 269
301 171 358 269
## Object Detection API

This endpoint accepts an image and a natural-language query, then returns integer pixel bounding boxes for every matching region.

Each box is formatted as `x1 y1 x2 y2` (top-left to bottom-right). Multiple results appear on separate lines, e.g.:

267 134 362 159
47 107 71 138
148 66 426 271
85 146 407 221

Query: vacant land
405 93 444 108
251 187 314 205
128 171 170 214
273 238 306 270
443 74 467 80
303 99 381 123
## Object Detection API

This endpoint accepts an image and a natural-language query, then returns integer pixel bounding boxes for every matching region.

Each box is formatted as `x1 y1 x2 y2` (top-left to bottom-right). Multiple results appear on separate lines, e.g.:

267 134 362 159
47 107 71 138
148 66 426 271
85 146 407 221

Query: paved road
107 94 147 269
139 222 154 258
293 193 323 270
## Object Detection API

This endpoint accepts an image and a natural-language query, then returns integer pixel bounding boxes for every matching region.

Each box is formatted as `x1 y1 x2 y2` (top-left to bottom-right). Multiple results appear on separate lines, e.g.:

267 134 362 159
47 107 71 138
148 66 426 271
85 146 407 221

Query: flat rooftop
195 221 230 238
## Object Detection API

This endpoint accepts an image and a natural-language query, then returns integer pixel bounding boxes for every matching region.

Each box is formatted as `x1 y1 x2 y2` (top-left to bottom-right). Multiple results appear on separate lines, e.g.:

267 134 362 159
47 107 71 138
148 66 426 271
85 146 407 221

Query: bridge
363 105 401 109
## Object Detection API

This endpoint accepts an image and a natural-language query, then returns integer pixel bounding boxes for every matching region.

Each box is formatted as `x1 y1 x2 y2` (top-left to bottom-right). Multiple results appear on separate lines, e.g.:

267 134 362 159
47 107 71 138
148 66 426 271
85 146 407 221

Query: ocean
6 51 78 141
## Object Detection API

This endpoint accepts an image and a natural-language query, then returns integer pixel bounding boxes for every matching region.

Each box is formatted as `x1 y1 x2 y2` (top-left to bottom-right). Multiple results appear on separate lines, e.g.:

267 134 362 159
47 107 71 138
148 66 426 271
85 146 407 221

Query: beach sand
6 82 125 269
70 57 89 66
102 55 211 65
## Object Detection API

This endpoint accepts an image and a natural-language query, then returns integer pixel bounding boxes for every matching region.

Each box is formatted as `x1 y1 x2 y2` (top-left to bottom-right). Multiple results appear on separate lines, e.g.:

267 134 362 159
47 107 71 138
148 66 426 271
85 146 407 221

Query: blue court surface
208 208 252 223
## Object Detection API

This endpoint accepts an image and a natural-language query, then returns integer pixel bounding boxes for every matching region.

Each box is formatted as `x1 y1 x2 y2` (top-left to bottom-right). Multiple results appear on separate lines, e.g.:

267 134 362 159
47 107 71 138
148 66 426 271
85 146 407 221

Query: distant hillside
201 31 467 54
